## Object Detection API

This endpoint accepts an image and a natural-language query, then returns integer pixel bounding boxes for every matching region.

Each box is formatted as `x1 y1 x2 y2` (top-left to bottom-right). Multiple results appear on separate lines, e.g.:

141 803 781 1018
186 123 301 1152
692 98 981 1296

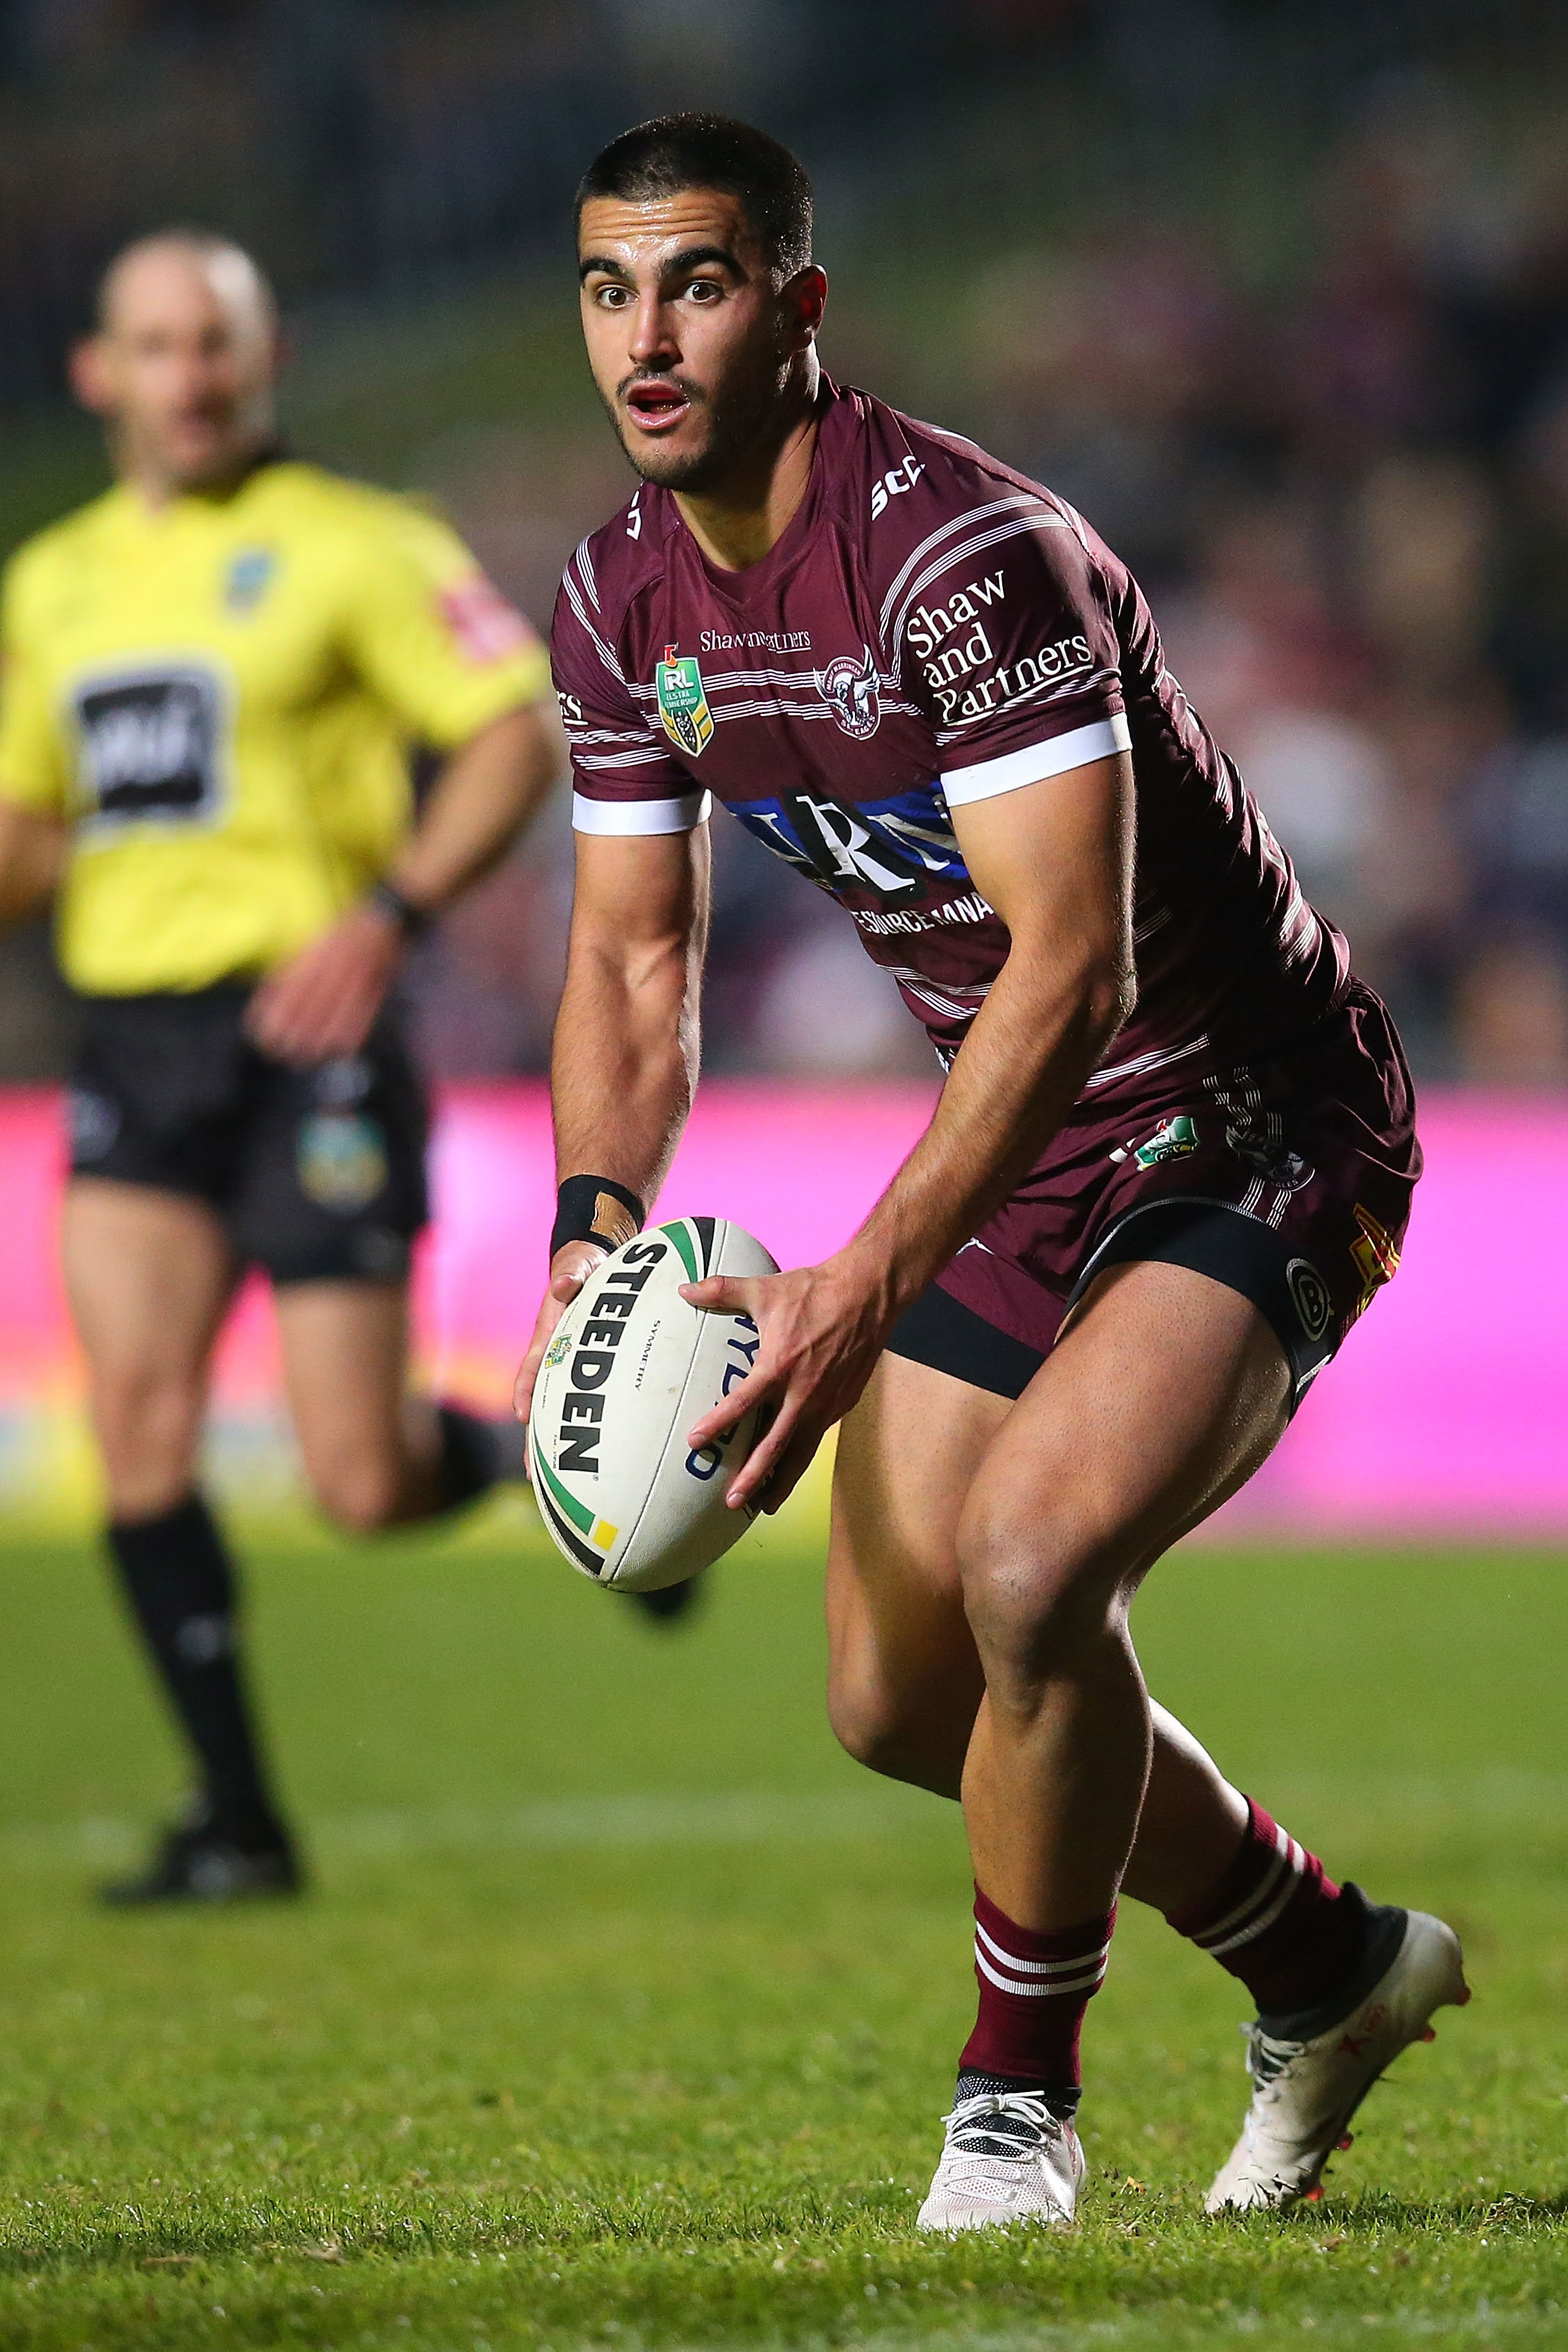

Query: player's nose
626 291 679 367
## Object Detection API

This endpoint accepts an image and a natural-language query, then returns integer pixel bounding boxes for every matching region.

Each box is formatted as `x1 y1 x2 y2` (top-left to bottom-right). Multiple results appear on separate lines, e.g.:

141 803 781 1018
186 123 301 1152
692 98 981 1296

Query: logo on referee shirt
224 547 277 614
655 646 714 757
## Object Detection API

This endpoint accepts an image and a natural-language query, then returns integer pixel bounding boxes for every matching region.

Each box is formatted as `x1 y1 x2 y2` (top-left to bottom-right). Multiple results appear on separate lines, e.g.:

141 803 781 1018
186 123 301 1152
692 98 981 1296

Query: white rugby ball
528 1216 778 1592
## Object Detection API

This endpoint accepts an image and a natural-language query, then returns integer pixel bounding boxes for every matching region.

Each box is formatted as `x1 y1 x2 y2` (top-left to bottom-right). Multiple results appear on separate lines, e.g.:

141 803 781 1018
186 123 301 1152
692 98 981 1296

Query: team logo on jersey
818 646 883 741
297 1111 388 1213
1133 1114 1200 1169
224 547 277 614
655 646 714 757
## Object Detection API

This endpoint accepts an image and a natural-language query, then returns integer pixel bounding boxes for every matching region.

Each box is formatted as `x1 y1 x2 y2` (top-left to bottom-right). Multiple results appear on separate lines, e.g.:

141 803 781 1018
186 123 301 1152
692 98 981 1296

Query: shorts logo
1287 1257 1332 1341
67 1086 120 1162
818 646 882 740
297 1111 388 1213
655 646 714 757
224 547 276 614
1349 1203 1400 1318
1134 1114 1199 1169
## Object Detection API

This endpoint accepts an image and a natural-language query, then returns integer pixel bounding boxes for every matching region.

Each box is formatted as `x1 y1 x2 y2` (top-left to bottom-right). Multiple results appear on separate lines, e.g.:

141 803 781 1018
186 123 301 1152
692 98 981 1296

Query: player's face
578 190 819 493
79 250 279 493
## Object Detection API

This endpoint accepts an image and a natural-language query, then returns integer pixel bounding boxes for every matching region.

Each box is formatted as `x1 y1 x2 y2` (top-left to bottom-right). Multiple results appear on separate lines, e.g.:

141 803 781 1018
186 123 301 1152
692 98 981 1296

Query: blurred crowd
416 94 1568 1087
3 3 1568 1086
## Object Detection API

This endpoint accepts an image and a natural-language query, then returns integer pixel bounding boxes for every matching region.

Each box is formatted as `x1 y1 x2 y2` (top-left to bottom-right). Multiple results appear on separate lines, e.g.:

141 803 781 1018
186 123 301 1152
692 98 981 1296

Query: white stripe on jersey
571 790 710 836
574 744 678 772
940 716 1132 806
573 537 601 612
878 492 1065 643
1081 1031 1211 1092
890 509 1076 660
561 558 629 687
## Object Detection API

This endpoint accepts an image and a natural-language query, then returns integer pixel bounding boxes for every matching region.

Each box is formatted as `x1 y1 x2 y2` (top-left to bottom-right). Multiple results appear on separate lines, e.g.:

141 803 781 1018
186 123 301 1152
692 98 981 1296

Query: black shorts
67 985 430 1284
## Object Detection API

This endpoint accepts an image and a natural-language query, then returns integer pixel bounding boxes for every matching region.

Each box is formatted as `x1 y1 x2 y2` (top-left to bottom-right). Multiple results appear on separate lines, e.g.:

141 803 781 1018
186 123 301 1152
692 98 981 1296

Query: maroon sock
1168 1797 1367 2017
958 1886 1116 2089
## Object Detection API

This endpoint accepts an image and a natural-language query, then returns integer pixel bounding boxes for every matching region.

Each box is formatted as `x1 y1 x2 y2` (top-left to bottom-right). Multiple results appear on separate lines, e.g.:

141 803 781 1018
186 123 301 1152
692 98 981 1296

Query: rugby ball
528 1216 778 1592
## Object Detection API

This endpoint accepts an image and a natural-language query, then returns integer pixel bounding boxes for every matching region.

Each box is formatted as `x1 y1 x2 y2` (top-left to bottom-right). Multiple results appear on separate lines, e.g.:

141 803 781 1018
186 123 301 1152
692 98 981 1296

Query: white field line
0 1786 936 1869
1 1768 1564 1873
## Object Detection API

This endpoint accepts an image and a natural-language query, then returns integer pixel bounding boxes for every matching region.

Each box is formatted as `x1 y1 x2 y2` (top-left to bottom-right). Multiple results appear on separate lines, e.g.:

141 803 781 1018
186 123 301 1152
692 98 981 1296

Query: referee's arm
0 554 70 922
247 694 560 1065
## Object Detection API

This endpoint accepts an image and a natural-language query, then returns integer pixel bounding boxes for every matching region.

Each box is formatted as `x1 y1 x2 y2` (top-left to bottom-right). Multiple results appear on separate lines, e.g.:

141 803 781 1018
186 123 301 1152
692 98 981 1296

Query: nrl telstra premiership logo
655 644 714 757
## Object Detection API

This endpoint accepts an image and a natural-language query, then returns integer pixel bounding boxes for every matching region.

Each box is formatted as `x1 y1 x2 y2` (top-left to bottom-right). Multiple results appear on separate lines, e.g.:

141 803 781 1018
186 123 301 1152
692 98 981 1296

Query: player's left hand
680 1252 894 1514
245 904 405 1066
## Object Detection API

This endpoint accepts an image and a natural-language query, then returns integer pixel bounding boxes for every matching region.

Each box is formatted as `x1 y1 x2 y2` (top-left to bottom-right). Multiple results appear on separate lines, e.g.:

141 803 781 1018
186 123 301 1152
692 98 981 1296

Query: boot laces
934 2090 1064 2207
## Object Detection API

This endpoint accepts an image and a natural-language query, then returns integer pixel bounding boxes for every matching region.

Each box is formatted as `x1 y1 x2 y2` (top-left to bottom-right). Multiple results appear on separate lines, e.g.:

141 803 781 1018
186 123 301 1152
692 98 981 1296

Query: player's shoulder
2 484 126 612
562 482 671 630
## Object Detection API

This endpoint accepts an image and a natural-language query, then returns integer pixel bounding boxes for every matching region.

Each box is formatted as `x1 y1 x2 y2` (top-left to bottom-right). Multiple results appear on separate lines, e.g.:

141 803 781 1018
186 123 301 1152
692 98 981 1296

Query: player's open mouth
624 380 692 432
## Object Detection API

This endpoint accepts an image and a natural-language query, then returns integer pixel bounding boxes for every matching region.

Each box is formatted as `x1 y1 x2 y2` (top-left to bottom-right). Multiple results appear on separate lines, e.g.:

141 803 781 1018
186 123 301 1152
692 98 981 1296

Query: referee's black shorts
66 984 430 1285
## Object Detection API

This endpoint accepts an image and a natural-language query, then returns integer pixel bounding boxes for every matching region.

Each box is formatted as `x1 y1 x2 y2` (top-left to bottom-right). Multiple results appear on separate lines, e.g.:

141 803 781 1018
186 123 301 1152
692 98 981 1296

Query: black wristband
366 879 433 940
550 1174 645 1259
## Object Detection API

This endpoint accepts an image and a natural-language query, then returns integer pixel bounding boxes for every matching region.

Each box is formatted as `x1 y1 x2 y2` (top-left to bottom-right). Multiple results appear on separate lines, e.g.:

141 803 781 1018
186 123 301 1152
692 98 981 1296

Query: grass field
1 1496 1566 2350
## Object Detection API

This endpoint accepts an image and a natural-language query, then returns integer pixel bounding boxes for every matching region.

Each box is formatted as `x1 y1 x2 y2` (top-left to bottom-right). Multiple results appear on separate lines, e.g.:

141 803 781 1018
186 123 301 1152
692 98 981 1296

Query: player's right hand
512 1241 609 1429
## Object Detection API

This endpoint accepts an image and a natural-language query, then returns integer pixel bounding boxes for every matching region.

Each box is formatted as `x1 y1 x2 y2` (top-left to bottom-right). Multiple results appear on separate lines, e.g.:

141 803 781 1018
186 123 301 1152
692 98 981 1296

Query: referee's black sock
106 1494 286 1853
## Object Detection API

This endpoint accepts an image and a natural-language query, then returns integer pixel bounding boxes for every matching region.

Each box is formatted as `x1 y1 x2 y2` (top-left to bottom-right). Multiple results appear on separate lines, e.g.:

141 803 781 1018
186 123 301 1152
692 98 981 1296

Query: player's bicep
950 750 1135 975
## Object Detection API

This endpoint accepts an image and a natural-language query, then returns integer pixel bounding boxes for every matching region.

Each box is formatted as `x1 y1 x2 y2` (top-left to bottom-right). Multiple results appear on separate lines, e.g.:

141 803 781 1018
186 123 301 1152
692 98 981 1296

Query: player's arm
246 695 559 1064
0 801 67 924
686 750 1136 1509
512 821 711 1423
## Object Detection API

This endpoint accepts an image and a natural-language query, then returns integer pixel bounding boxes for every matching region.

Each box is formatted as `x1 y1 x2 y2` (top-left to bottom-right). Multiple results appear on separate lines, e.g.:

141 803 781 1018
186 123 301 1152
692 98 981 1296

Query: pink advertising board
1 1083 1562 1535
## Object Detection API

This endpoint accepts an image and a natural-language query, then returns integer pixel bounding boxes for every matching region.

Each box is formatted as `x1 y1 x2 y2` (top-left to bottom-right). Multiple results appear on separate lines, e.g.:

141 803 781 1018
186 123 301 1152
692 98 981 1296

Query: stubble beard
605 346 794 496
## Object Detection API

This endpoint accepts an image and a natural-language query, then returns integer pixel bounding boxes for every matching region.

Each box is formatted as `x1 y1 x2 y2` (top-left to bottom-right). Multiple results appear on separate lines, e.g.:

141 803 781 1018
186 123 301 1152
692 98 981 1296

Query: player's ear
68 334 115 418
783 265 828 347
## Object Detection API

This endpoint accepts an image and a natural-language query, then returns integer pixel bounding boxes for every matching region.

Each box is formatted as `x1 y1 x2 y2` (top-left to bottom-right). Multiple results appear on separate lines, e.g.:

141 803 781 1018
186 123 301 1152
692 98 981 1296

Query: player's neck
672 378 822 573
115 435 275 513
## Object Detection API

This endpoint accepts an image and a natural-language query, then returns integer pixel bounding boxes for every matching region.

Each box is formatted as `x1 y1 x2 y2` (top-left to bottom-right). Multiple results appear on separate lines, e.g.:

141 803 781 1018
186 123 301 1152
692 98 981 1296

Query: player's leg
272 1275 496 1532
61 1177 297 1900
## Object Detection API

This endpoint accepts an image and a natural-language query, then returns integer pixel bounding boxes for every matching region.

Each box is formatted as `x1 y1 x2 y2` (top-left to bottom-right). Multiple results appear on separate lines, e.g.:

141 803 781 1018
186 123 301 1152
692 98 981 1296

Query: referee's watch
366 879 433 940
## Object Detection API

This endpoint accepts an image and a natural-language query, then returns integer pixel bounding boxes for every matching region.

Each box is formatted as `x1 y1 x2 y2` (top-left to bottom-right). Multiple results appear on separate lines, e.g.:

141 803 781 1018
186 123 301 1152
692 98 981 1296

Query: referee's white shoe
917 2086 1085 2232
1205 1908 1469 2214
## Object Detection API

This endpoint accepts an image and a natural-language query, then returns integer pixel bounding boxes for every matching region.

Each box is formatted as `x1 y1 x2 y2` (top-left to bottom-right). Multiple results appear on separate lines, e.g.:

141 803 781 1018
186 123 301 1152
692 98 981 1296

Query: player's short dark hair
576 115 813 284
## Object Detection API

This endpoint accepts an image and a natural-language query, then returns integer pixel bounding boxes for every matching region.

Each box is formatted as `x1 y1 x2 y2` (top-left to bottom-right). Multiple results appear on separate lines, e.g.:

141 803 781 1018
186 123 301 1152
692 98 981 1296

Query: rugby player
0 231 566 1904
518 117 1469 2225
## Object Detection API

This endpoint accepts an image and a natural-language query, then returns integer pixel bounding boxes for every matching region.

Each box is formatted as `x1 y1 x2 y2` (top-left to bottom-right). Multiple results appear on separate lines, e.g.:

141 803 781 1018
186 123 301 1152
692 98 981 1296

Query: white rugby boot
917 2087 1085 2232
1205 1908 1469 2214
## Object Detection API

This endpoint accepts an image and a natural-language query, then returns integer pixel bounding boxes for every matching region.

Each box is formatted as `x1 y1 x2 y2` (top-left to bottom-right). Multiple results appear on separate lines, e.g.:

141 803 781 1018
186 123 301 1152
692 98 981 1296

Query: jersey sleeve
553 539 710 835
887 482 1131 806
0 550 69 818
339 498 552 749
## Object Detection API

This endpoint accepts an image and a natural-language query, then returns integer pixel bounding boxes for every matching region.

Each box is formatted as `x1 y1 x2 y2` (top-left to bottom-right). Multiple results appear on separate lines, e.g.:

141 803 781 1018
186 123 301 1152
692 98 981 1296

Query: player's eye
685 279 724 304
591 284 632 309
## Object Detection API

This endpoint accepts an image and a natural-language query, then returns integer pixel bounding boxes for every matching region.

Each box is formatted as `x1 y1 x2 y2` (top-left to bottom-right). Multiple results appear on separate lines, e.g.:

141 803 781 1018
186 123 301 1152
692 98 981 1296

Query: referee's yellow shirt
0 460 551 995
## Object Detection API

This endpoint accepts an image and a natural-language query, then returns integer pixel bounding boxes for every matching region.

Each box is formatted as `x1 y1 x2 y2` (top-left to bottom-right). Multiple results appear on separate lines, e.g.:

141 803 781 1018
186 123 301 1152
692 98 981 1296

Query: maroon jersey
553 379 1350 1097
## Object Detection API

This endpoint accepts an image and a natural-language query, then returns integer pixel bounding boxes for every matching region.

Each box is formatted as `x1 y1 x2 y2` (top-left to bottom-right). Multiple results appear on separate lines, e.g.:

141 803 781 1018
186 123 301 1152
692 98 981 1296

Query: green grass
1 1501 1566 2349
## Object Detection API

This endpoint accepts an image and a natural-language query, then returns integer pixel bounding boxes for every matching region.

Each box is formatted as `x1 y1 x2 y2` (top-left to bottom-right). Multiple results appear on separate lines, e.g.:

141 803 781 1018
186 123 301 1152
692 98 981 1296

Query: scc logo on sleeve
74 664 225 828
655 646 714 756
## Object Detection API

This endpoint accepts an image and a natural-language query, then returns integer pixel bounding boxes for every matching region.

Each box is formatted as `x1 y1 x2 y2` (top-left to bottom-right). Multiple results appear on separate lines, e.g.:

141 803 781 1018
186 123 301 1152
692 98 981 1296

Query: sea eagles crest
819 646 882 740
655 645 714 756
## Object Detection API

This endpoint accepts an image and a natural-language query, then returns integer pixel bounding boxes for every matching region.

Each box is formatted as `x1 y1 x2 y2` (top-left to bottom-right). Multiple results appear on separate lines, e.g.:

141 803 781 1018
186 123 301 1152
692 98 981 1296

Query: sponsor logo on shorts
817 646 882 740
1134 1113 1200 1169
655 646 714 757
1287 1257 1333 1341
297 1111 389 1212
67 1086 120 1162
224 546 277 614
1348 1203 1400 1318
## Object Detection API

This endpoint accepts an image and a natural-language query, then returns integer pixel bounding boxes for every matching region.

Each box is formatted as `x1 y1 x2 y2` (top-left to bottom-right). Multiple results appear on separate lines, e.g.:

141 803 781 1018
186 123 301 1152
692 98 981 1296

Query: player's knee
309 1456 408 1537
956 1496 1123 1672
94 1370 203 1508
827 1674 914 1776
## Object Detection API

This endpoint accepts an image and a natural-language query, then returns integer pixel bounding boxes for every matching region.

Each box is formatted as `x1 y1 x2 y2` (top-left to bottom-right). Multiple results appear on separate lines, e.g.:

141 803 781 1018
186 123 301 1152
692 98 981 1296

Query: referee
0 232 557 1902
